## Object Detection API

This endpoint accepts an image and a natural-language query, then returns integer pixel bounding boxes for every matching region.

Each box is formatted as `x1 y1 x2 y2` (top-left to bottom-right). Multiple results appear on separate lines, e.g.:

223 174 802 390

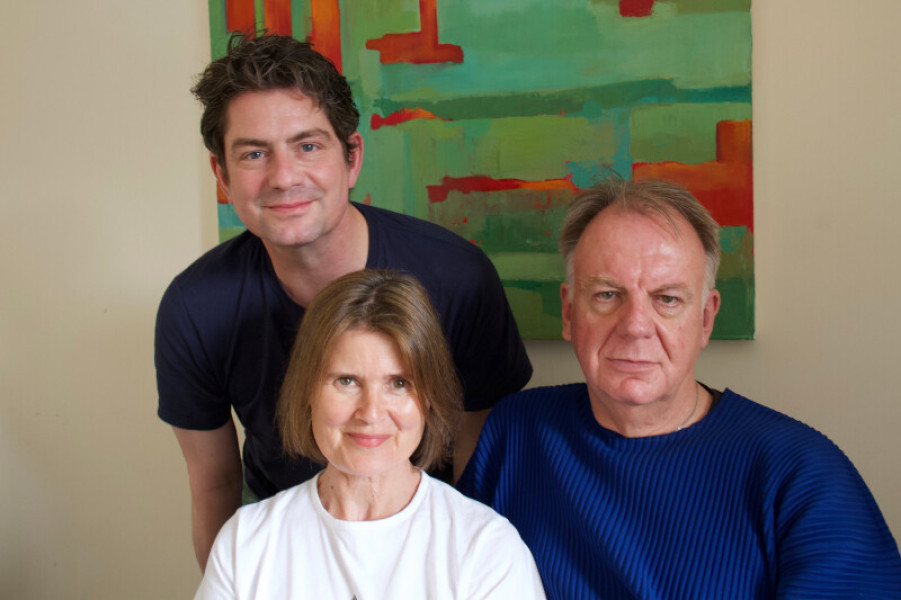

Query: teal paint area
217 204 244 243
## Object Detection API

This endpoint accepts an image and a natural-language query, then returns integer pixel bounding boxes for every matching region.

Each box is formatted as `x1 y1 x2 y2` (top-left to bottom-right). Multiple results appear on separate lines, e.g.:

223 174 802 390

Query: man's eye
245 151 264 160
659 295 679 305
300 143 316 152
595 291 616 301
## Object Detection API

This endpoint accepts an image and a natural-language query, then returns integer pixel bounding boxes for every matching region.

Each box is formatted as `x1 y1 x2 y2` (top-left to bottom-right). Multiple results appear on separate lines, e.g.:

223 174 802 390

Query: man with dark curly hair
155 33 532 571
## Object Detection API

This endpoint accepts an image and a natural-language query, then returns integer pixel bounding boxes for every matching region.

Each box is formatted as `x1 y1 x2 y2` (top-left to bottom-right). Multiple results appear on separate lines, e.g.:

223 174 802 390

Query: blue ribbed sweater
458 384 901 599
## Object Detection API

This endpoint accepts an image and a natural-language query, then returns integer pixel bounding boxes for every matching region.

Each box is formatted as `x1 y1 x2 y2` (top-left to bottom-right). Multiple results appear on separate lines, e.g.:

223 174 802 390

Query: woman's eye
391 378 408 389
336 376 354 386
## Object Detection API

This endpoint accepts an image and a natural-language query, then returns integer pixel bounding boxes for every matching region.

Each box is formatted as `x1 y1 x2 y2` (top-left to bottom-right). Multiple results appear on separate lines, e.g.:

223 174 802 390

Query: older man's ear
701 289 721 347
560 282 572 342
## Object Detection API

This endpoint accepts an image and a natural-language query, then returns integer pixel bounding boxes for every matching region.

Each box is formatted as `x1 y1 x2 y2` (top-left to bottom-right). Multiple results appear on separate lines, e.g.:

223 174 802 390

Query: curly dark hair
192 32 360 167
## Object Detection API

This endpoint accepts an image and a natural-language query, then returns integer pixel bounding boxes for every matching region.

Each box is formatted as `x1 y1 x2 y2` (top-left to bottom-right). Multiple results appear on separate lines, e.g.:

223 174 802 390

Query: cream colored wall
1 1 898 597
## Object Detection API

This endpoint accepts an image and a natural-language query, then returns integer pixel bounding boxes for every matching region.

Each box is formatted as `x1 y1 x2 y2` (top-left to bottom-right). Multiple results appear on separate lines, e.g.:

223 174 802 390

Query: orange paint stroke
366 0 463 64
633 120 753 231
371 108 446 130
427 174 577 204
311 0 342 71
226 0 256 33
264 0 292 35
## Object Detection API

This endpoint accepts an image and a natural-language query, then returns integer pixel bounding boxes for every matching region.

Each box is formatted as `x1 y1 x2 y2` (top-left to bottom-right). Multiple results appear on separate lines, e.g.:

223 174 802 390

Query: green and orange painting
210 0 754 339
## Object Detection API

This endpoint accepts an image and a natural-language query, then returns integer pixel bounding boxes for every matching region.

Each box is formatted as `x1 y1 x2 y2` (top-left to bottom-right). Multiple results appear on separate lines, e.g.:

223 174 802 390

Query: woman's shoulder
227 479 317 539
422 474 523 537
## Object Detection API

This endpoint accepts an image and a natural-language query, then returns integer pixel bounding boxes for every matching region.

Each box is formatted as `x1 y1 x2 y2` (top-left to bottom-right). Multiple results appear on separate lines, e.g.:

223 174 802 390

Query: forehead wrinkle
580 275 621 289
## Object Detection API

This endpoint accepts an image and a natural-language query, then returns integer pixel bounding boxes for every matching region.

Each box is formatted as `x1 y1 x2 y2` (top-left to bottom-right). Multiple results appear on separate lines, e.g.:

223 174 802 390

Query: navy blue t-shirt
156 202 532 498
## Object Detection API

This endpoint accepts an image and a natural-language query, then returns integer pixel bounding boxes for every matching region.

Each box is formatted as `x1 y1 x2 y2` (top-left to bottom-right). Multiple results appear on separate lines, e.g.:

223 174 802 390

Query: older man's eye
595 291 616 301
659 295 679 306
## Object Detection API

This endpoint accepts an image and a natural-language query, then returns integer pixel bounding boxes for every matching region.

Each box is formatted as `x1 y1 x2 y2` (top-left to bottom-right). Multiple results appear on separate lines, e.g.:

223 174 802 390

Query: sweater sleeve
772 435 901 598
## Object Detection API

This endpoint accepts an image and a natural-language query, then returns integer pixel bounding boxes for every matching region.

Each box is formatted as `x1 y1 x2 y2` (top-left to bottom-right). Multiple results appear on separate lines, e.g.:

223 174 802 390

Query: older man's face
561 208 720 413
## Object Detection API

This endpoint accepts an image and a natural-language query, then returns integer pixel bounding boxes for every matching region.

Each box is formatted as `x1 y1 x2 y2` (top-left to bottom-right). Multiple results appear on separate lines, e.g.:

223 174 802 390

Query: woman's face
312 328 425 480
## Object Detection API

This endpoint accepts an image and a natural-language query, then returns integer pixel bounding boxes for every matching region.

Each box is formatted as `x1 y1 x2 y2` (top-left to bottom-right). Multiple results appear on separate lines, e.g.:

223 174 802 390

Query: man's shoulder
716 389 848 461
169 231 264 286
161 231 269 308
490 383 586 424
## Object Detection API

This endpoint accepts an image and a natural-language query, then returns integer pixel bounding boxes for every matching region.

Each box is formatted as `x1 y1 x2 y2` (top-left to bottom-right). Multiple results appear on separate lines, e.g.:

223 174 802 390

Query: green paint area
712 276 755 339
371 80 750 123
631 103 752 163
354 4 750 101
505 280 565 340
430 189 572 254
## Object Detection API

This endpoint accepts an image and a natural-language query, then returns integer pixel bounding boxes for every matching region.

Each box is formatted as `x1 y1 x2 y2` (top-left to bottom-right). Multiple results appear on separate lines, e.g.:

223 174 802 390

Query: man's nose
618 296 654 338
267 150 302 190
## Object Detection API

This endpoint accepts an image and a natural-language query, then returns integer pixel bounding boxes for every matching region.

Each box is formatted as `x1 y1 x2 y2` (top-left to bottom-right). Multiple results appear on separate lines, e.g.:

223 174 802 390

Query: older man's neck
590 383 710 438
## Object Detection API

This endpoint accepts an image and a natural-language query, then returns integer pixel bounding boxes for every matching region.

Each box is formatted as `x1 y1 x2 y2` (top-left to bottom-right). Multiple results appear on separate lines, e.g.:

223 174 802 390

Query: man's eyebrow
286 128 332 144
229 137 269 150
651 282 694 298
580 276 620 289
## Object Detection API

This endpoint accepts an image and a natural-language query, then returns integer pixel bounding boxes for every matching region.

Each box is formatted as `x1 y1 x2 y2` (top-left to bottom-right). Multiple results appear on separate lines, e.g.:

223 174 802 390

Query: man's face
561 208 720 412
212 89 363 252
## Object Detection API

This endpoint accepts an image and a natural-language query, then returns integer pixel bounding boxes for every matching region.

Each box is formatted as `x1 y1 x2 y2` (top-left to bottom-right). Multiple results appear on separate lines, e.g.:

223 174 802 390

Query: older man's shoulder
715 389 853 467
490 383 587 424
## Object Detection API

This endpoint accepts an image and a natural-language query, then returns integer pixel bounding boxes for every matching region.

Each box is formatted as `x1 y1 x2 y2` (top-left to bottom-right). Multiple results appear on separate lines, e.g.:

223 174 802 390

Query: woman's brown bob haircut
278 269 462 470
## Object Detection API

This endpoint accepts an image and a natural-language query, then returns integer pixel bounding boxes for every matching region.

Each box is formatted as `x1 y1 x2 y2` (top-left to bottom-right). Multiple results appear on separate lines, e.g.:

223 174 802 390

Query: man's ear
561 282 573 342
210 154 230 200
700 288 721 347
346 132 364 188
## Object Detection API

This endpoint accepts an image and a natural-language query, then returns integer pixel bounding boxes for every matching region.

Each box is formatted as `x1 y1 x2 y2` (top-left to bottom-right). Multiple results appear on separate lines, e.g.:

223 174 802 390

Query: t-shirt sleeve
155 279 231 430
193 514 239 599
773 435 901 597
444 251 532 412
461 517 546 599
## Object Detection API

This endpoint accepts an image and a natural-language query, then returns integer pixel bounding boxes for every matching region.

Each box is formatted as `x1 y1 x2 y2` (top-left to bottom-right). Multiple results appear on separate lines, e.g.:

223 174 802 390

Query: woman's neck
317 463 421 521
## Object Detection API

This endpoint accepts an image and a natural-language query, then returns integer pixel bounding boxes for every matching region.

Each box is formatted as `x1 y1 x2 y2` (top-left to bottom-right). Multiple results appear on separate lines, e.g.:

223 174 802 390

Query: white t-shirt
195 471 545 599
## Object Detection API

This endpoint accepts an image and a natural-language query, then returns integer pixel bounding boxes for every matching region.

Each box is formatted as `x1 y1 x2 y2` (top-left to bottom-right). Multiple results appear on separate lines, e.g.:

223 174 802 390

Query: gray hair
559 177 721 291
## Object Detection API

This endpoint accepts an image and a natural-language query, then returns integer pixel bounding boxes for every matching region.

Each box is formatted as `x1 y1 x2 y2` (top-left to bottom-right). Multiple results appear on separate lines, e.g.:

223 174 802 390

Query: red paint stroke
620 0 658 18
264 0 292 35
227 0 256 33
427 175 577 204
311 0 342 72
366 0 463 64
633 120 753 231
371 108 446 130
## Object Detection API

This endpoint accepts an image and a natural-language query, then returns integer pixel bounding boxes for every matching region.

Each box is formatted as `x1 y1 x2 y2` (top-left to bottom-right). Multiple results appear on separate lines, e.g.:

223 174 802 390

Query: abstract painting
208 0 754 339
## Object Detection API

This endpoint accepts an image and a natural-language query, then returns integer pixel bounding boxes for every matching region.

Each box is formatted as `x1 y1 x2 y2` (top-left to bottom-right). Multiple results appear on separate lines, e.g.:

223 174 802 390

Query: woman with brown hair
195 270 544 599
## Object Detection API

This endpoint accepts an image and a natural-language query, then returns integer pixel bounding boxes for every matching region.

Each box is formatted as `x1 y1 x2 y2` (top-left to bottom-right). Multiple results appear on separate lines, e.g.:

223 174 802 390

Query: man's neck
589 380 709 438
263 204 369 308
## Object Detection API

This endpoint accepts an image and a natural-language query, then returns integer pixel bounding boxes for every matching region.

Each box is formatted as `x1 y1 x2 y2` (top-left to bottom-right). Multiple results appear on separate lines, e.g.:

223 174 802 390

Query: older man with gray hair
458 177 901 599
